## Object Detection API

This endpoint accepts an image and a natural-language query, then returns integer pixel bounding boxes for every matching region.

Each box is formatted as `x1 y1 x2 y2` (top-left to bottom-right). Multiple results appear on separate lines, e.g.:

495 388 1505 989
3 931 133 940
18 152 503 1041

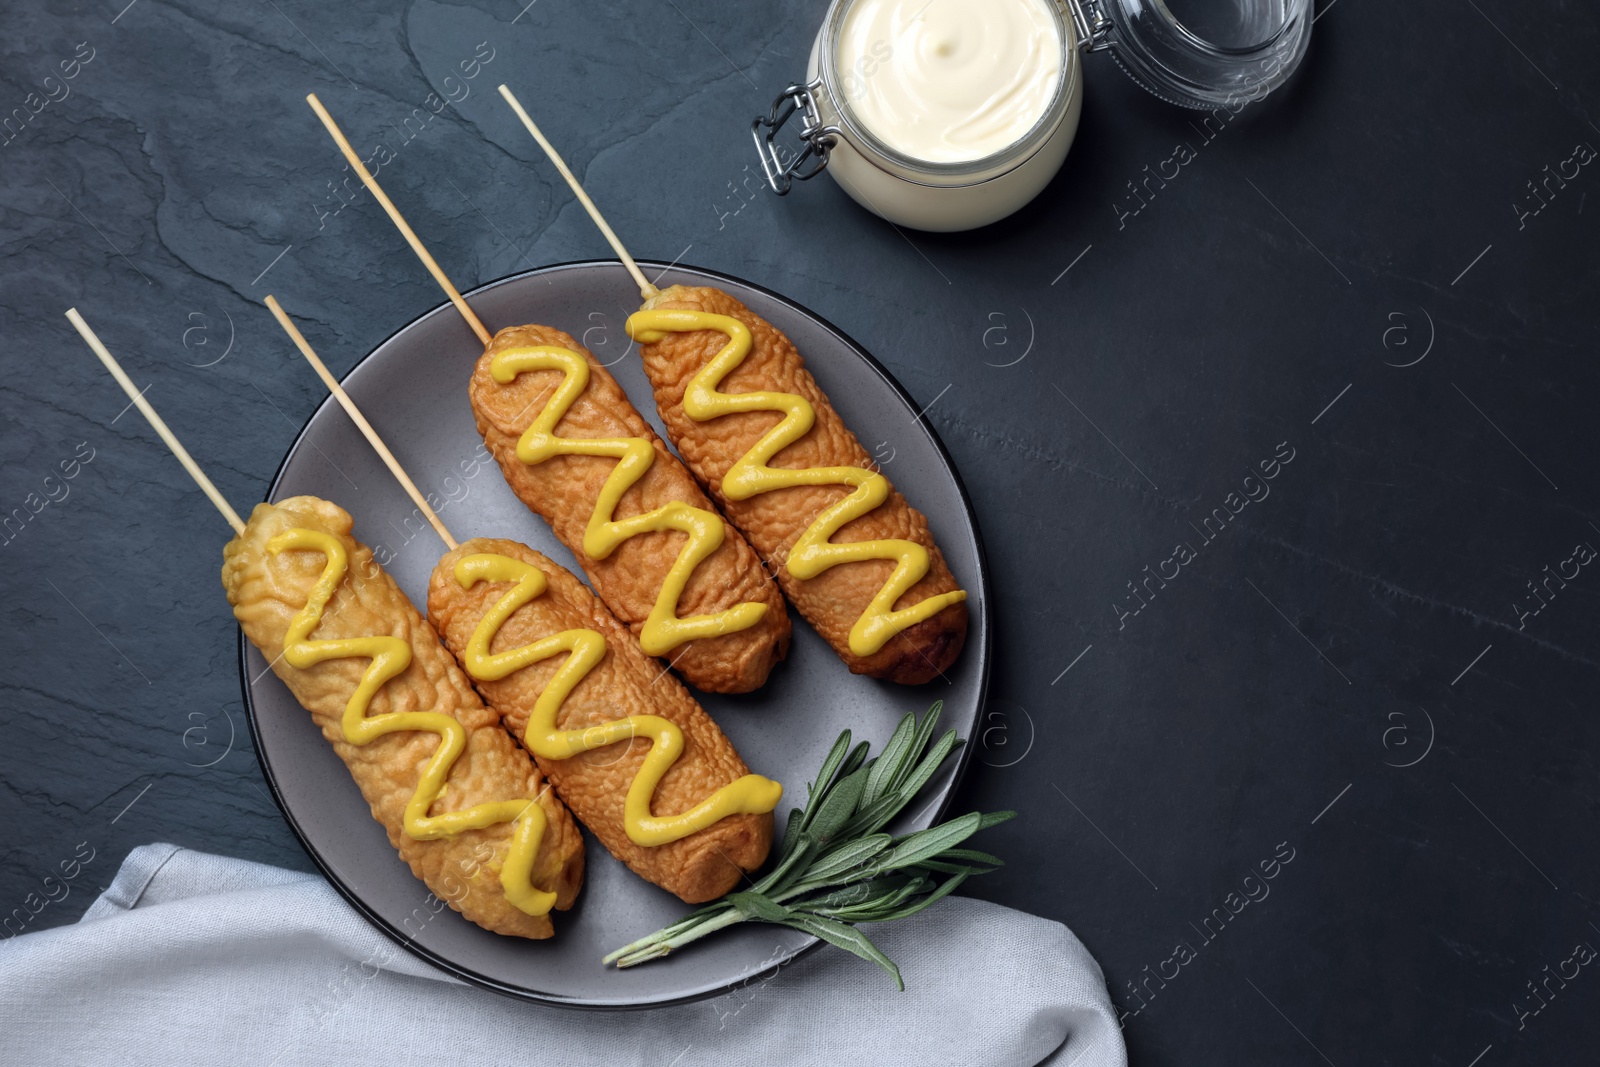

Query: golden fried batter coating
222 497 583 938
427 537 773 904
635 286 967 684
468 324 789 694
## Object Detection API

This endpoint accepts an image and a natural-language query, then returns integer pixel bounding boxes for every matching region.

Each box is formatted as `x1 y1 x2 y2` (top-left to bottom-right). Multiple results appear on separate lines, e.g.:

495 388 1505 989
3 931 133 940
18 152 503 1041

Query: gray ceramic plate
241 261 991 1008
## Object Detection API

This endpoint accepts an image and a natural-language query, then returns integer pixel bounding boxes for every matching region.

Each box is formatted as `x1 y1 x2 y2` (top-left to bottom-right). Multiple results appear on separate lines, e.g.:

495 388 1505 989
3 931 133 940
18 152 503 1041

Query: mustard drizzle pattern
625 311 967 657
453 552 782 847
488 346 767 656
269 528 554 916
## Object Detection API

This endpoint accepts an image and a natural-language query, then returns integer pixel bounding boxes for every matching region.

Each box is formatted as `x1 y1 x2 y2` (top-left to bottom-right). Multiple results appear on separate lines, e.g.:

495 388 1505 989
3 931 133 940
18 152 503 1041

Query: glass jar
753 0 1314 232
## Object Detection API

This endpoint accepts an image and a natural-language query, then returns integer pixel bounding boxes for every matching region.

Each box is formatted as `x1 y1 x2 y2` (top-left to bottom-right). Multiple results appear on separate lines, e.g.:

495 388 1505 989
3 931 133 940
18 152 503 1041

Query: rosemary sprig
602 702 1014 989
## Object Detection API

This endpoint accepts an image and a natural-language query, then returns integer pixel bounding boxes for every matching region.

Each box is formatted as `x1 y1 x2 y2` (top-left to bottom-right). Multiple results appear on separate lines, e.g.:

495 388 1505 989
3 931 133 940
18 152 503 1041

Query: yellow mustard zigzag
453 552 781 848
269 528 554 916
626 310 966 657
489 346 767 656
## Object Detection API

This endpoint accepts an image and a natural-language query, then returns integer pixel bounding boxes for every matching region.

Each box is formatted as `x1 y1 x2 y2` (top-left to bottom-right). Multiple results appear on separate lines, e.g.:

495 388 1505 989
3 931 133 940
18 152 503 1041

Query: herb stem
607 906 745 967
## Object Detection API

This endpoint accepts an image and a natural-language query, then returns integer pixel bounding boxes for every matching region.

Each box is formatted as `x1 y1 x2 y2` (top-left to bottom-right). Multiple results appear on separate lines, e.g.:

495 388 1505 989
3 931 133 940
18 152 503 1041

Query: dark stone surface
2 0 1596 1061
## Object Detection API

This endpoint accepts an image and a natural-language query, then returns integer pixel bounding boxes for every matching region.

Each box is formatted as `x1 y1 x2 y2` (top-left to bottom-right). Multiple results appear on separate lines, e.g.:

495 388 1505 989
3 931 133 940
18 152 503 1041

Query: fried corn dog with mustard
223 496 584 938
427 536 779 904
468 324 790 694
626 286 968 684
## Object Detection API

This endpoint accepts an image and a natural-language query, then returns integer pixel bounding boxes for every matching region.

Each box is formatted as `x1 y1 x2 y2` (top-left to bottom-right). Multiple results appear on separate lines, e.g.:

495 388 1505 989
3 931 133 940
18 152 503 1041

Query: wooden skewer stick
305 93 493 347
65 308 247 535
497 84 659 302
264 296 459 551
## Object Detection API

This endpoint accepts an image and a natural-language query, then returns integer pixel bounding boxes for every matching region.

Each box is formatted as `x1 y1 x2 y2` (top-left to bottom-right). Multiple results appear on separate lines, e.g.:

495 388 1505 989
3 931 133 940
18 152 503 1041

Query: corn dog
223 496 584 938
469 323 790 694
626 286 968 684
427 537 779 904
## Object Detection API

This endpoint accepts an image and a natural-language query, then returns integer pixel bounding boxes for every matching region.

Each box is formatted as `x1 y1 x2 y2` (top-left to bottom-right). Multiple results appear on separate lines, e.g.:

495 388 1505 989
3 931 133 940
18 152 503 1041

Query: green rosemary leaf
780 914 904 991
835 791 910 841
863 871 970 924
836 739 872 781
883 735 953 825
808 874 969 926
799 874 913 910
807 765 871 846
840 745 960 841
753 831 814 895
905 859 987 875
891 701 943 796
869 812 984 873
727 892 794 922
783 809 993 898
803 875 931 921
804 834 893 883
975 810 1018 831
893 729 962 807
792 735 853 850
862 711 919 808
932 847 1005 868
776 807 807 863
804 730 853 808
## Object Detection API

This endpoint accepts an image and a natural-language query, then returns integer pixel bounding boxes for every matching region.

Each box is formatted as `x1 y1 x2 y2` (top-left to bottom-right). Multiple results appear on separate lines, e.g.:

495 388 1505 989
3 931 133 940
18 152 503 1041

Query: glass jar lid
1071 0 1313 110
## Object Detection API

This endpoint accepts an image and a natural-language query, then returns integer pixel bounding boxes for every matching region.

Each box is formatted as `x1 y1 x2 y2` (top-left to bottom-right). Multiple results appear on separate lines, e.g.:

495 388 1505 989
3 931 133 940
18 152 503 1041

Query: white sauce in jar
834 0 1063 165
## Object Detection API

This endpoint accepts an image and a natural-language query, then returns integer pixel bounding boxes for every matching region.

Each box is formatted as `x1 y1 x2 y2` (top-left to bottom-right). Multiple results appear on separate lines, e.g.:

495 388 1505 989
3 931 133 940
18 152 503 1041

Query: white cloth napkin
0 844 1125 1067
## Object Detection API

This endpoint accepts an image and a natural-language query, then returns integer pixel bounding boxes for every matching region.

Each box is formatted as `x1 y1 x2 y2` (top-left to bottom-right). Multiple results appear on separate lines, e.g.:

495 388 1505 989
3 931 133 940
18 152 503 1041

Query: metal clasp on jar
751 79 842 195
1061 0 1113 51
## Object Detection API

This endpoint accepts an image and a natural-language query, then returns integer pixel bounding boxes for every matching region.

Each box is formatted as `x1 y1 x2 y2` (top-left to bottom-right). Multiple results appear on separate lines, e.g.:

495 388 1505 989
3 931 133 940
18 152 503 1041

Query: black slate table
3 1 1597 1062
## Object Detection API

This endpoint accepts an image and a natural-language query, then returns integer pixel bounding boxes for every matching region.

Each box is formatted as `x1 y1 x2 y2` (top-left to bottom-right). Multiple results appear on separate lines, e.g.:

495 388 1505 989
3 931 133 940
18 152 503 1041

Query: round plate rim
238 258 993 1009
